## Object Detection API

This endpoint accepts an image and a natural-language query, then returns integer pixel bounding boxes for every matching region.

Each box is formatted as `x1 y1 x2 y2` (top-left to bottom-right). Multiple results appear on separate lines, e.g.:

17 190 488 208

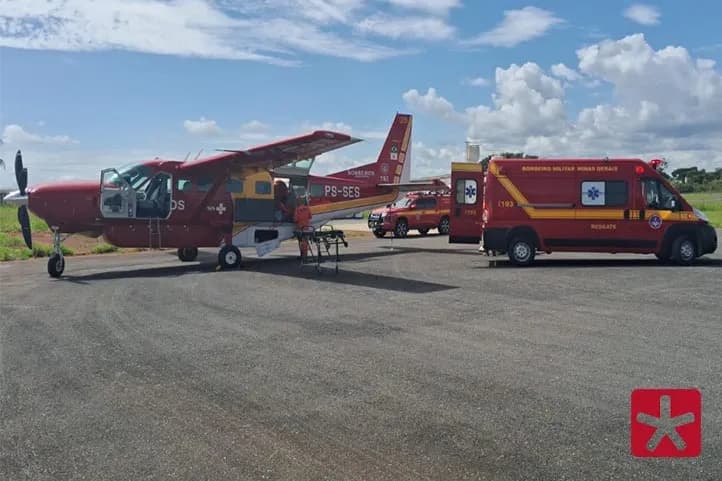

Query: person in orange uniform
294 201 312 259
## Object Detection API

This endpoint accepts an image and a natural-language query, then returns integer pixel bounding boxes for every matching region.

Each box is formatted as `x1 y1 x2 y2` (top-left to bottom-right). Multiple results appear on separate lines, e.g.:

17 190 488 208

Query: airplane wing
377 178 449 192
181 131 362 172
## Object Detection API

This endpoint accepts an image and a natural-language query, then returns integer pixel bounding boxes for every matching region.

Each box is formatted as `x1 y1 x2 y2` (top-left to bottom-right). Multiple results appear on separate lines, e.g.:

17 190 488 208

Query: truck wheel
671 236 696 265
178 247 198 262
218 245 242 269
438 216 450 235
373 229 386 238
418 228 429 236
508 237 535 266
394 219 409 238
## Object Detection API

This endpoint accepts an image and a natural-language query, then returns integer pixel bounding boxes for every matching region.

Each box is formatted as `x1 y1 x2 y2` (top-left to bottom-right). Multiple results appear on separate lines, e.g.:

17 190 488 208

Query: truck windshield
393 197 413 208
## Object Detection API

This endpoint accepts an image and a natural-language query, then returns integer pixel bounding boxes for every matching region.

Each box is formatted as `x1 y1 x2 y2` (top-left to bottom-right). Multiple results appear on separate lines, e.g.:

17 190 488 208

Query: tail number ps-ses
324 185 361 198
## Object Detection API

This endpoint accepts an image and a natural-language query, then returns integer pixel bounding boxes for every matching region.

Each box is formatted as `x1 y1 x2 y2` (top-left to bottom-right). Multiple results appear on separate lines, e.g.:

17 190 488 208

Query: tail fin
328 113 412 184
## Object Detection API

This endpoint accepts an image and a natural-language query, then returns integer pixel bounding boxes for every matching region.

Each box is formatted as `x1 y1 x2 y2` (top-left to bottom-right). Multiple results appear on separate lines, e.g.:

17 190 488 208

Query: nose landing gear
47 227 66 278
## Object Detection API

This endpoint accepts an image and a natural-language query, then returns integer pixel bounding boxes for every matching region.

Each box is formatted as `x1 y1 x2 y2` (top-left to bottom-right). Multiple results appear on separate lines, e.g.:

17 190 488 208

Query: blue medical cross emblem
587 186 601 200
465 185 476 199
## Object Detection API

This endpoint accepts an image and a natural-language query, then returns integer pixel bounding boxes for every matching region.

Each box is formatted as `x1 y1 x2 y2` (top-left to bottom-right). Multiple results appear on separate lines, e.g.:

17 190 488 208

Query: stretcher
294 225 348 274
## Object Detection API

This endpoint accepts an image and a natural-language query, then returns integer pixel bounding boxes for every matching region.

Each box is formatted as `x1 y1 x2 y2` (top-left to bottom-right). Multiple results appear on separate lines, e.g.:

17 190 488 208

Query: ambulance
449 158 717 266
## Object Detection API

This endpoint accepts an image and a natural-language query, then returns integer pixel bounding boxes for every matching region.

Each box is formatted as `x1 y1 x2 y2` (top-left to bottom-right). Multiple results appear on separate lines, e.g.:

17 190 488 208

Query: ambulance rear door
449 162 484 243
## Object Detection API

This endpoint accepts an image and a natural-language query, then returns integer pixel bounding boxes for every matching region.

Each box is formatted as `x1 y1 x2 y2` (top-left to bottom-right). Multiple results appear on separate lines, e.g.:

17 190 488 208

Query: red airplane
4 114 421 277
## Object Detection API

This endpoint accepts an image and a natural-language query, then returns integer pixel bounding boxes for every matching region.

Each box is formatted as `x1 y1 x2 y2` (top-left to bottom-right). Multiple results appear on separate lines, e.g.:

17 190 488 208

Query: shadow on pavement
481 256 722 269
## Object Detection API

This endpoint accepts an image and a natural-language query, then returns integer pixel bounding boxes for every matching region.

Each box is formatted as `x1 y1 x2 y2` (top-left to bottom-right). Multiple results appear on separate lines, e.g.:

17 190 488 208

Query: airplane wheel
178 247 198 262
373 229 386 238
394 219 408 238
218 245 242 270
418 228 429 236
438 216 450 235
48 254 65 278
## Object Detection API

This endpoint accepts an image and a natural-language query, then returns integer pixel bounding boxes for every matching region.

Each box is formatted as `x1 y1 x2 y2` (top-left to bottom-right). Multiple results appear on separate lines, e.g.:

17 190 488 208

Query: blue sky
1 0 722 186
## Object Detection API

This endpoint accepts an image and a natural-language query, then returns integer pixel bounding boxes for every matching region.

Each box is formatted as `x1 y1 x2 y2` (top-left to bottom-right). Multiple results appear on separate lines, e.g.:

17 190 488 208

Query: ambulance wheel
373 229 386 238
438 216 450 235
394 219 409 238
177 247 198 262
218 245 242 269
418 228 430 236
671 236 696 266
48 254 65 278
508 237 535 266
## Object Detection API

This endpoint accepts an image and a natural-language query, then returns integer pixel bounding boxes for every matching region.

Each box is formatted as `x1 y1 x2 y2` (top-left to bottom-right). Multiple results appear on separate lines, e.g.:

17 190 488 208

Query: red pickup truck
367 192 451 238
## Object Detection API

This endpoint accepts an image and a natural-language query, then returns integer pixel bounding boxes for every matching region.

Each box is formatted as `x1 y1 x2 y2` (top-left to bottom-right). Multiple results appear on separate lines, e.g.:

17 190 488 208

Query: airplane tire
508 237 535 267
438 216 450 235
178 247 198 262
418 228 429 236
394 219 409 238
48 254 65 278
218 245 242 270
373 229 386 238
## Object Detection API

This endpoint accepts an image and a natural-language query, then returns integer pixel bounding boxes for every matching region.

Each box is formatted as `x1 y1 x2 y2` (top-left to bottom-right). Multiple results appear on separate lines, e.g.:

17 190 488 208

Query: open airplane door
449 162 484 244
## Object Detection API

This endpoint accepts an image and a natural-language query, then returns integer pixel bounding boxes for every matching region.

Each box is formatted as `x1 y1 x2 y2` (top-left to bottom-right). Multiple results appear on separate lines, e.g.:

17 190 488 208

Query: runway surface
1 235 721 480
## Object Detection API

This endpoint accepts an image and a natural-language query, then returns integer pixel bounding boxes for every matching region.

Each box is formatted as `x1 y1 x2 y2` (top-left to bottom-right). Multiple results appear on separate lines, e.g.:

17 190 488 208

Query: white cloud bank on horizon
0 0 461 65
404 34 722 171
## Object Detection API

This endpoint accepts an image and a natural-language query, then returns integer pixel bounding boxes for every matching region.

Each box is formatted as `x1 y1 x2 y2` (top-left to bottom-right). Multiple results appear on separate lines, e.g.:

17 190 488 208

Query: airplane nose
3 189 28 207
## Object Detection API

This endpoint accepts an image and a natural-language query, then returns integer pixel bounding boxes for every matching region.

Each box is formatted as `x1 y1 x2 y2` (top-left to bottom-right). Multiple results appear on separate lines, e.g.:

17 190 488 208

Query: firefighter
294 200 312 260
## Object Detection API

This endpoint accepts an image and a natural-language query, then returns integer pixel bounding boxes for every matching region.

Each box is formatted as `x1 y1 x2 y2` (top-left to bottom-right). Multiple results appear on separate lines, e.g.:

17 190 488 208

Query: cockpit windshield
107 164 153 190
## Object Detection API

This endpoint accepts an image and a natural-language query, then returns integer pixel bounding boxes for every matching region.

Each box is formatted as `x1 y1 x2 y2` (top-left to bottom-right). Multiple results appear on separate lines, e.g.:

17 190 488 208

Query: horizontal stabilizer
377 178 448 192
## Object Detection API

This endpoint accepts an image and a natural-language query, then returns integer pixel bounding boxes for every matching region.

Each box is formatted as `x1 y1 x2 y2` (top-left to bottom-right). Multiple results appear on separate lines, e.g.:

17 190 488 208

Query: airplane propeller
14 150 32 249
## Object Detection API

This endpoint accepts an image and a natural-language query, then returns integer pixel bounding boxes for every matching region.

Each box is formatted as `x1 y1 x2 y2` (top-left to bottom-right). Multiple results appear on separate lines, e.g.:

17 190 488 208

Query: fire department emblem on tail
390 144 399 161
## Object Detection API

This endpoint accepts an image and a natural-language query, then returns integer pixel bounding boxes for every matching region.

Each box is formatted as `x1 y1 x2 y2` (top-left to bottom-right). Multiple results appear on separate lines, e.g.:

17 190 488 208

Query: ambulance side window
455 179 477 204
581 181 627 207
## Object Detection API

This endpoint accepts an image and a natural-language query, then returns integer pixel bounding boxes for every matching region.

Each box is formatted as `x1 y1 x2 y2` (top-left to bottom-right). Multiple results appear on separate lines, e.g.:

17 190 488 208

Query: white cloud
1 124 78 145
356 15 454 40
402 88 465 122
463 76 490 87
465 6 563 47
624 4 661 26
550 63 582 82
184 117 222 136
384 0 460 15
239 120 272 141
0 0 409 65
402 34 722 171
412 141 464 177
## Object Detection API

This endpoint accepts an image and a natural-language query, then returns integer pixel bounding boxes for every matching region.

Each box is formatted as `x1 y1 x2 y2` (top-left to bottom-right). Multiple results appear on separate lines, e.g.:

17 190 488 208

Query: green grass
91 243 119 254
682 192 722 227
0 204 49 232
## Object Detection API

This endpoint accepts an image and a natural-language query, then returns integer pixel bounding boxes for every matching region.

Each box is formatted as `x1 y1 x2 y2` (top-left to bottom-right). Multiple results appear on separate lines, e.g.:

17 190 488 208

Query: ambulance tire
508 237 536 266
438 216 450 235
671 236 696 266
218 245 242 270
418 228 430 236
373 229 386 238
394 219 409 238
178 247 198 262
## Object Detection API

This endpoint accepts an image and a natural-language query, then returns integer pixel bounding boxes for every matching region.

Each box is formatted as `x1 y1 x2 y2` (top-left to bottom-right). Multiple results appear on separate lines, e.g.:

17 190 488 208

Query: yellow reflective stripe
451 162 483 172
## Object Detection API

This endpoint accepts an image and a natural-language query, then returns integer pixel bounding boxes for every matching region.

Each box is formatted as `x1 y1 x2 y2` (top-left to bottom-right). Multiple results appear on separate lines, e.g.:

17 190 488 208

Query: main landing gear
218 245 242 270
177 247 199 262
47 228 66 278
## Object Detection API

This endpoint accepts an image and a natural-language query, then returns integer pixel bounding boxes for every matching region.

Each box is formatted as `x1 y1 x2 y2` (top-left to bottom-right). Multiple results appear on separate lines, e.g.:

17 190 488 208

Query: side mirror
409 203 417 210
671 198 679 211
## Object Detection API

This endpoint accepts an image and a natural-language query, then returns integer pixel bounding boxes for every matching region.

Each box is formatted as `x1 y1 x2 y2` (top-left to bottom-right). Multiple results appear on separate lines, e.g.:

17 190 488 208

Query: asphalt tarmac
1 234 721 480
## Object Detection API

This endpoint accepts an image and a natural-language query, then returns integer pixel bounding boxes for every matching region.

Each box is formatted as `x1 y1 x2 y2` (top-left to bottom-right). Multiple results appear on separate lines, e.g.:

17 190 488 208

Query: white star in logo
636 395 696 451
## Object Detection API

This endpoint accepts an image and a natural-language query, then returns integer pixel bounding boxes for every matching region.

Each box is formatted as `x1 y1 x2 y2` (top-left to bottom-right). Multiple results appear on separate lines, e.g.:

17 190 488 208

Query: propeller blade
15 150 27 195
17 205 33 250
